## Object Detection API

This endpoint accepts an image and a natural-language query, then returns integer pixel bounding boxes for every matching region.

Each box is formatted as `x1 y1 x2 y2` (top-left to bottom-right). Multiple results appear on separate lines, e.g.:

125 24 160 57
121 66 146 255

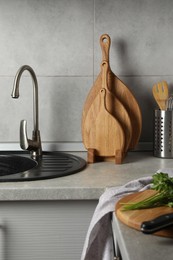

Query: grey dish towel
81 169 173 260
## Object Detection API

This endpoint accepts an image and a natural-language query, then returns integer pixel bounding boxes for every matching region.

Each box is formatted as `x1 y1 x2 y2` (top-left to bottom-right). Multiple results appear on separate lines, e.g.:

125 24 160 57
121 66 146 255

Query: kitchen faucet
11 65 42 159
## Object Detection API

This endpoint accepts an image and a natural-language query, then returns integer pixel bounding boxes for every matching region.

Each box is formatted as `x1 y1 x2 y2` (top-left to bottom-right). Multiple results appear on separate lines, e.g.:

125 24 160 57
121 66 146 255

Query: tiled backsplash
0 0 172 150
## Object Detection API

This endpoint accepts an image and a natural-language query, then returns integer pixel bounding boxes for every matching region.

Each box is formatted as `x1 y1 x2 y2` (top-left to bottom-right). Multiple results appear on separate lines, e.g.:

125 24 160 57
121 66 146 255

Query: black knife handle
141 213 173 234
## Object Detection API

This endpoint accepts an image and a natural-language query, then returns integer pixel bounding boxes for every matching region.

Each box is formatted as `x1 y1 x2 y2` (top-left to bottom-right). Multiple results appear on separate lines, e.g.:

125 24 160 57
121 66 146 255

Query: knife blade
141 213 173 234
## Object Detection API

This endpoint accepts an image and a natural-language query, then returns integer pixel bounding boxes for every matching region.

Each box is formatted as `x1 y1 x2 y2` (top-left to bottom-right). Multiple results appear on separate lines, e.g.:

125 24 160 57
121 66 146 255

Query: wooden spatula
152 81 169 110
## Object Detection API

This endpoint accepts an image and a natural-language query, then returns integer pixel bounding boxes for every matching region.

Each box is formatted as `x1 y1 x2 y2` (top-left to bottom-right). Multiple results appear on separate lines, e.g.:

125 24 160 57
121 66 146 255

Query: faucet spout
11 65 42 159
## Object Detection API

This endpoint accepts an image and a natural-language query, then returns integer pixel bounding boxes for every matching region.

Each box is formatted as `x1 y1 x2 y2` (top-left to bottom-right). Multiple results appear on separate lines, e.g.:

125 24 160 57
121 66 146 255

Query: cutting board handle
101 61 109 90
100 34 111 63
100 88 107 109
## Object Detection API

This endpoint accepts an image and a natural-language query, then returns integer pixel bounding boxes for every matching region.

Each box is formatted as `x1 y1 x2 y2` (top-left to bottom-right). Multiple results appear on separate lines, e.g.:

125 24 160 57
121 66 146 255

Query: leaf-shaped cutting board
88 88 125 159
82 61 132 154
115 190 173 238
82 34 142 149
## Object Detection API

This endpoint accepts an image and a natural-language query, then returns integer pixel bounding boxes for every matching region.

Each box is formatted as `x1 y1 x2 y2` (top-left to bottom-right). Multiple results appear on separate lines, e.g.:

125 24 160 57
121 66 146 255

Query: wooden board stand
87 148 126 164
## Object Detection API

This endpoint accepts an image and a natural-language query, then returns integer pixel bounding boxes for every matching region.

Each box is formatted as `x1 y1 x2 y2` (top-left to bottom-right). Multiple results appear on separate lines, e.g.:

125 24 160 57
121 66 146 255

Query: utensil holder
154 110 173 158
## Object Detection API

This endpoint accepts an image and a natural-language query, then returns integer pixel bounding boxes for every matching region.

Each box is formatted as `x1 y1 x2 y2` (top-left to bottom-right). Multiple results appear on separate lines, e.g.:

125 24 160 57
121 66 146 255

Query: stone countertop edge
0 151 172 201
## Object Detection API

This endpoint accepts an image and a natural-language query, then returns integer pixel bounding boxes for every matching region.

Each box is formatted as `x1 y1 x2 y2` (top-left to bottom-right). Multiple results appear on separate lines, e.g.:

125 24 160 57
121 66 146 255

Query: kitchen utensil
166 94 173 110
152 81 169 110
115 190 173 238
141 212 173 234
82 34 142 150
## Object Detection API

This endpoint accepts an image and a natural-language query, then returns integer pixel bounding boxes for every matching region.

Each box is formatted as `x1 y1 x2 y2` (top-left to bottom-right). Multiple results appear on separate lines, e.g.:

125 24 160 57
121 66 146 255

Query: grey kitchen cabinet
0 200 97 260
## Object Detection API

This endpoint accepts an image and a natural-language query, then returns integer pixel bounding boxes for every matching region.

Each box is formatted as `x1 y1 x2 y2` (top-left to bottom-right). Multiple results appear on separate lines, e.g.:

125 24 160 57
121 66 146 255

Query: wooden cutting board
95 88 125 157
101 61 132 152
83 88 125 163
82 61 131 156
100 34 142 149
82 34 142 150
115 190 173 238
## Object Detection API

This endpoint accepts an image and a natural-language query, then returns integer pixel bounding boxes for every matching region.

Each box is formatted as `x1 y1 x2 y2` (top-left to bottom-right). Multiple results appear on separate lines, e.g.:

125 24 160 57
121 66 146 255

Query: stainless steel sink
0 151 86 182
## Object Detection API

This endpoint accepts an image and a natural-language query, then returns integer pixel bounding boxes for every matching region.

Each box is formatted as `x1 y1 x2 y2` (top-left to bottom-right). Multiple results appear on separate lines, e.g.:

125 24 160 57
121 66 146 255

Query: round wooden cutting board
115 190 173 238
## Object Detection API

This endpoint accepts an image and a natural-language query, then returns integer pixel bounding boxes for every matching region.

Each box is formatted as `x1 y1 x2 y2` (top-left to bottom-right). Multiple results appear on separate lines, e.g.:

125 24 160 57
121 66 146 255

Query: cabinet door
0 200 97 260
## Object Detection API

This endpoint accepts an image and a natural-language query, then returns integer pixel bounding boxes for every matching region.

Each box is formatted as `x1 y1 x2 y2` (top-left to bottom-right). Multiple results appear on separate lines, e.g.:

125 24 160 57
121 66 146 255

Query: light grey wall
0 0 172 149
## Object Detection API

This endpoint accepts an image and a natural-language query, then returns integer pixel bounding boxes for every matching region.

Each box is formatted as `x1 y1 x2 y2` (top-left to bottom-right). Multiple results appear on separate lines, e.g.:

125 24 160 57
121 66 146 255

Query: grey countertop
112 213 173 260
0 151 173 201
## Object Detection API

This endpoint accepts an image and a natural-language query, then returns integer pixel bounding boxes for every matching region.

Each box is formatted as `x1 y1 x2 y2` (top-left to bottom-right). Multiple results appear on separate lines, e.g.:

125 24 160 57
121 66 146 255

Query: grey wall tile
94 0 173 76
120 75 173 142
0 76 92 142
92 74 173 142
93 0 173 145
0 0 94 146
39 77 93 142
0 0 94 76
0 0 172 146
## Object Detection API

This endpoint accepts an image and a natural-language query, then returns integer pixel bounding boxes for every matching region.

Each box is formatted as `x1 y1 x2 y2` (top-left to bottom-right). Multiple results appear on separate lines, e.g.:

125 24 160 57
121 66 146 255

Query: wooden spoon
152 81 169 110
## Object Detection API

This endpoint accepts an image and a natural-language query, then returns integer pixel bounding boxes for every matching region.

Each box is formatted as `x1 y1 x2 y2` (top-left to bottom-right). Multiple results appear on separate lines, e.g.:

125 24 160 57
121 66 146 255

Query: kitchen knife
141 213 173 234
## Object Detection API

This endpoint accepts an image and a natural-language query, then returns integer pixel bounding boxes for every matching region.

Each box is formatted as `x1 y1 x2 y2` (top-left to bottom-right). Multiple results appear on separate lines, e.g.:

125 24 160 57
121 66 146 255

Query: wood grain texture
84 88 125 163
95 88 125 156
116 190 173 238
101 61 132 151
82 61 131 155
152 81 169 110
107 72 142 149
100 34 142 149
82 34 142 152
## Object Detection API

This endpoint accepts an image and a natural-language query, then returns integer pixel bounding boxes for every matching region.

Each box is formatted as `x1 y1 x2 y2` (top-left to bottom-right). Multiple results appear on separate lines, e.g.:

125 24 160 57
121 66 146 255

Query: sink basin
0 151 86 182
0 155 37 176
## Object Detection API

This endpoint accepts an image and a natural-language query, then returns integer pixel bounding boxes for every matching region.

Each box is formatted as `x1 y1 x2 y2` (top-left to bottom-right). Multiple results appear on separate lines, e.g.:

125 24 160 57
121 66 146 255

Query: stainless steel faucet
11 65 42 159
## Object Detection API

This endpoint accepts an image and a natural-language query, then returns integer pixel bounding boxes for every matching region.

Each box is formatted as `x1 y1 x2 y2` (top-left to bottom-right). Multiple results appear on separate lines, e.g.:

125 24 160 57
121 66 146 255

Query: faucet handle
20 120 29 150
20 120 42 158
